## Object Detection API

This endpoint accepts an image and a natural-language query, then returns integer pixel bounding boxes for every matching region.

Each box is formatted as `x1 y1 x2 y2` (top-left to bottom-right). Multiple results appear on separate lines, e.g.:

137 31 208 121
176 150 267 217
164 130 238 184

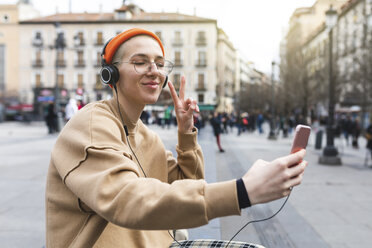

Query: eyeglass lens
134 61 173 76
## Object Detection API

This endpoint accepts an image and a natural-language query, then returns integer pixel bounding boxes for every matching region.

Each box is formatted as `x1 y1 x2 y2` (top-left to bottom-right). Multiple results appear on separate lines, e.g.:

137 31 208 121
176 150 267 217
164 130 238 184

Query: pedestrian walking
45 102 57 134
256 112 264 134
222 112 229 134
210 111 225 152
351 117 361 149
64 98 78 122
45 28 308 248
365 121 372 165
341 115 353 146
164 105 172 129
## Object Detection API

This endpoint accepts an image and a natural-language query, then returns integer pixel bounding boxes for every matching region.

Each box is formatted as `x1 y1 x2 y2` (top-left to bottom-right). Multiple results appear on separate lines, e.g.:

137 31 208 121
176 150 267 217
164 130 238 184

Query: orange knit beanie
103 28 165 64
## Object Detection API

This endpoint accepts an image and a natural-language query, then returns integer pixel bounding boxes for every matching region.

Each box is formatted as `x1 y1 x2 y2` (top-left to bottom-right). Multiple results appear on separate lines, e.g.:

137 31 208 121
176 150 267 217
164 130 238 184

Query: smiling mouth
143 82 159 86
142 82 160 89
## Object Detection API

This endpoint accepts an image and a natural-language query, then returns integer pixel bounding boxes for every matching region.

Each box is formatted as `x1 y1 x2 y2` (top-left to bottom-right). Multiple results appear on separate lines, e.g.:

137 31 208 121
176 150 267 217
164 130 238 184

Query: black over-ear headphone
100 38 120 86
100 38 168 88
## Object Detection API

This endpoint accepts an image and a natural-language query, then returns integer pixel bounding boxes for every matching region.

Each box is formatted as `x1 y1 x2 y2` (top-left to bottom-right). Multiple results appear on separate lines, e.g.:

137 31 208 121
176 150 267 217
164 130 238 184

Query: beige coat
45 99 240 248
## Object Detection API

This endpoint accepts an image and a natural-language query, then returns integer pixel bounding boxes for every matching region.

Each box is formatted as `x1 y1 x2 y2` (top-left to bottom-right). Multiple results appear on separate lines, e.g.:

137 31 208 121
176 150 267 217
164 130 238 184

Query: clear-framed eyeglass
114 60 174 76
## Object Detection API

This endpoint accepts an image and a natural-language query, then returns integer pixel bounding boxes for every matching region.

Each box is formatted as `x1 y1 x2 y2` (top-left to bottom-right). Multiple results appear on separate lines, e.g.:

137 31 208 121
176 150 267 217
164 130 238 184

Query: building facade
17 3 222 117
0 1 39 100
299 0 372 124
216 28 236 113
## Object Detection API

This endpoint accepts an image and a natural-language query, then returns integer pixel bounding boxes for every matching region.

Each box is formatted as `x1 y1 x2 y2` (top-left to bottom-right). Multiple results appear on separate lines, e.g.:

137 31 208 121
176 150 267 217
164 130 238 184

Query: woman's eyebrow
130 53 164 60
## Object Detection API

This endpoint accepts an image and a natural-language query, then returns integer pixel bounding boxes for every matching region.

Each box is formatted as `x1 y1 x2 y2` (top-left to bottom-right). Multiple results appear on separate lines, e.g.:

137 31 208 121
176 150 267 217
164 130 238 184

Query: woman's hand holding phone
242 125 311 206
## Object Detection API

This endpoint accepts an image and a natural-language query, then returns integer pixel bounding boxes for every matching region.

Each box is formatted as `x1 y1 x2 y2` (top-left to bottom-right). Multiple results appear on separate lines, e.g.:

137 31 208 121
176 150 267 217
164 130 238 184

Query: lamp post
319 6 341 165
54 22 65 132
268 61 277 140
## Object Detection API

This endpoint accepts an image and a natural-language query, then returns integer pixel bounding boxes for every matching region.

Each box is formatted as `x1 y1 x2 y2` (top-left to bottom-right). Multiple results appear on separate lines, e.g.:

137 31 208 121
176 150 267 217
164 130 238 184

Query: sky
5 0 317 73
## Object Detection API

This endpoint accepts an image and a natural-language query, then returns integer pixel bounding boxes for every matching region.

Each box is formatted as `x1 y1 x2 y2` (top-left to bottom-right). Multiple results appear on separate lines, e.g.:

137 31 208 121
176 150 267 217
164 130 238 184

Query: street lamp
54 22 65 131
268 61 277 140
319 5 342 165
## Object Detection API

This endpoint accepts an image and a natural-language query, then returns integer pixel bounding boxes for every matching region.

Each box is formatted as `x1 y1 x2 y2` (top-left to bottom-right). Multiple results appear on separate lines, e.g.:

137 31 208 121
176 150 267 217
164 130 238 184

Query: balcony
74 38 86 47
55 60 66 67
32 38 43 47
196 83 207 91
75 60 86 68
32 60 43 68
196 38 207 46
94 39 104 46
172 39 183 46
174 59 183 67
195 60 207 67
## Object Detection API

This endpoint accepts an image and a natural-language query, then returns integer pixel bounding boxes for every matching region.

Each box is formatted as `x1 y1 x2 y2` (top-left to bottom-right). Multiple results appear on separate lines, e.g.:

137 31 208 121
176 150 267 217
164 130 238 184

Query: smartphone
290 125 311 154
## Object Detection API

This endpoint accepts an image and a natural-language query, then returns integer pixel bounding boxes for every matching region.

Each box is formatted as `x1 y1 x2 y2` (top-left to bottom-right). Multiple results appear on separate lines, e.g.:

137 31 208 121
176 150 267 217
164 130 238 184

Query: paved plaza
0 121 371 247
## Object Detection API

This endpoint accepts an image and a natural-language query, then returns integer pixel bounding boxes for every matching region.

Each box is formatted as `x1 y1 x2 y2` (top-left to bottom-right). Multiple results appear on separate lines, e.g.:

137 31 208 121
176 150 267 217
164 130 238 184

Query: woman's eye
133 61 146 65
156 63 165 67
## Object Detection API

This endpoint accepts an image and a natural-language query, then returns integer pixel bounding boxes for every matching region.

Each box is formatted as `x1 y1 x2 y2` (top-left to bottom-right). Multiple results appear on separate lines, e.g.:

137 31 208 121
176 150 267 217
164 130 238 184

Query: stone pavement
148 123 372 248
0 121 371 247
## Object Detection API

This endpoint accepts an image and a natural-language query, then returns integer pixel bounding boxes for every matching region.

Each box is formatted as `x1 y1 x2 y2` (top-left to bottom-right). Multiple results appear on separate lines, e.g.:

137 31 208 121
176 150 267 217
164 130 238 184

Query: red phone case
291 125 311 154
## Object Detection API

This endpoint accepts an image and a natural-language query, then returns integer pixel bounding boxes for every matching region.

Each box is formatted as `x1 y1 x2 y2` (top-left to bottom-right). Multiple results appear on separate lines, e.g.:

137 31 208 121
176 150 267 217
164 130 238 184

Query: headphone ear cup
162 75 168 89
111 65 120 85
100 65 120 86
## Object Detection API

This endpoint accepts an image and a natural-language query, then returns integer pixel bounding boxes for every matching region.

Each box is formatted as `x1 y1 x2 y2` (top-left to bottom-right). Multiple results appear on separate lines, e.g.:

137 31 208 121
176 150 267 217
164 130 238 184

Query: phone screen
291 125 311 154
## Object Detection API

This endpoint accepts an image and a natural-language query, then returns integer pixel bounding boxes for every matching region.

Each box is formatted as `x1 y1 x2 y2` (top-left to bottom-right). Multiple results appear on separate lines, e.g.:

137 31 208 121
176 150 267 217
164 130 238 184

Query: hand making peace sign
168 76 200 133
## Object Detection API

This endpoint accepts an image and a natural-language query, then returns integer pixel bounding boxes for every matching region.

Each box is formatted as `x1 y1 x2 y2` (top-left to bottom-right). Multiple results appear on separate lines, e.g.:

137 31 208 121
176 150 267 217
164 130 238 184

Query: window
36 50 41 61
175 31 181 40
174 51 182 66
173 31 183 46
197 73 205 90
77 51 83 61
198 93 204 103
33 50 43 67
74 31 85 46
96 31 104 45
77 74 84 88
197 51 207 66
173 73 181 90
35 74 42 87
57 51 65 66
95 51 101 67
33 32 43 47
196 31 206 46
76 50 85 67
57 74 64 88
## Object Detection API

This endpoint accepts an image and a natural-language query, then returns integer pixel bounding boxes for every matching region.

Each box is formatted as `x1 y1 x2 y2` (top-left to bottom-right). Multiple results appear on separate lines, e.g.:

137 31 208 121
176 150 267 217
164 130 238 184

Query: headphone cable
113 86 291 247
114 85 184 245
113 85 147 178
225 188 292 248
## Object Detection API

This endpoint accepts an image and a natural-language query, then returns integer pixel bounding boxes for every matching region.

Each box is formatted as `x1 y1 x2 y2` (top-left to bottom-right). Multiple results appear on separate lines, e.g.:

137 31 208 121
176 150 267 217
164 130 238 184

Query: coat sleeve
167 128 205 183
56 106 239 230
64 146 240 230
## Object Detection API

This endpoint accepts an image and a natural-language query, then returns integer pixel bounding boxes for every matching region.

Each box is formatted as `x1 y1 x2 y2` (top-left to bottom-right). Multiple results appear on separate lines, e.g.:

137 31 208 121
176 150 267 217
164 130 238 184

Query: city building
216 28 236 113
281 0 353 117
300 0 372 125
0 0 39 101
18 2 224 117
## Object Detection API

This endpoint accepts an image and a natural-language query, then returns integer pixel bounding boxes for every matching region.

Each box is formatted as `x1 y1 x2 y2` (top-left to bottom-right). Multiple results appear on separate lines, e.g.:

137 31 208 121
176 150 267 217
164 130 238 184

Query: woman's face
116 35 166 107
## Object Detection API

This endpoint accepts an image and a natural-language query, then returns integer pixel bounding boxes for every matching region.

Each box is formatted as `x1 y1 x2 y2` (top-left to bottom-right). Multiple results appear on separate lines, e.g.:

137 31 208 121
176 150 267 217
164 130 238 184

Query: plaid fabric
169 239 265 248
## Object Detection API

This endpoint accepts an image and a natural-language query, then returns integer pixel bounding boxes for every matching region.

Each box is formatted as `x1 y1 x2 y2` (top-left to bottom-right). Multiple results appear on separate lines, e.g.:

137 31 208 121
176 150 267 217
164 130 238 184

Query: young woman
45 28 307 248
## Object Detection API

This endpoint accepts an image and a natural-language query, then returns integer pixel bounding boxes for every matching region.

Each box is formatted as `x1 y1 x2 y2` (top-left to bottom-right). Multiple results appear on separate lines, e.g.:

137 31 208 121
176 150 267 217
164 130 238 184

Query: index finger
277 149 306 168
168 81 180 107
